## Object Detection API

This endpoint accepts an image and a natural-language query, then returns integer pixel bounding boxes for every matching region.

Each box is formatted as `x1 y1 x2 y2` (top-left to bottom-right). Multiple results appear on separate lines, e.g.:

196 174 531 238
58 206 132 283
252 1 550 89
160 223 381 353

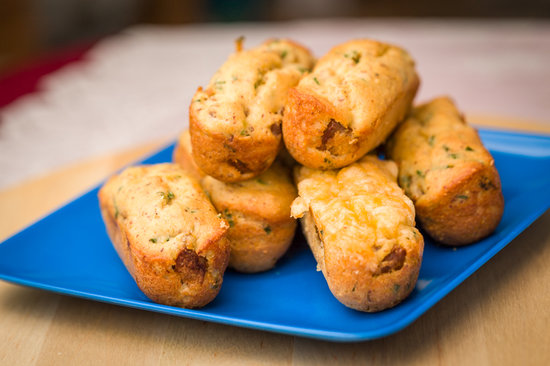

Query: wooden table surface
1 116 549 366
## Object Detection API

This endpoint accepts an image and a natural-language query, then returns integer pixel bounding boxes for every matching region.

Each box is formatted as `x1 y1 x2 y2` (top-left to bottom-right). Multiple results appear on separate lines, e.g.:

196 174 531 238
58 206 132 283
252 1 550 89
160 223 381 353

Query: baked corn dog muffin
283 39 419 169
190 38 315 182
291 155 424 312
386 97 504 246
98 163 230 308
174 130 297 273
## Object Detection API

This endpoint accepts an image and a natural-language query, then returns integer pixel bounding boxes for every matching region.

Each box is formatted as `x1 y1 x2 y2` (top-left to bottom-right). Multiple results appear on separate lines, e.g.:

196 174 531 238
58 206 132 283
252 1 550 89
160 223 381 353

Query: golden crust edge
189 95 281 183
415 163 504 246
282 74 419 169
300 211 422 312
98 183 230 308
228 217 297 273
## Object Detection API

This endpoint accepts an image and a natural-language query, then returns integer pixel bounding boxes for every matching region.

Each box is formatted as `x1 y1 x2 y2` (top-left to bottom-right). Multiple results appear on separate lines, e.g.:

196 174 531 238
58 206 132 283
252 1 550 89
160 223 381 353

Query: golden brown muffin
386 97 504 246
173 130 297 273
291 155 424 312
283 39 419 169
173 130 207 182
98 163 230 308
190 38 315 182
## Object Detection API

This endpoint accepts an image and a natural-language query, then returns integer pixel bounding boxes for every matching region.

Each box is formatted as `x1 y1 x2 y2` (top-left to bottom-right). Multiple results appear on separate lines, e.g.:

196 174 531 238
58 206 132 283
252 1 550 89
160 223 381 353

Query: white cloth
1 19 549 189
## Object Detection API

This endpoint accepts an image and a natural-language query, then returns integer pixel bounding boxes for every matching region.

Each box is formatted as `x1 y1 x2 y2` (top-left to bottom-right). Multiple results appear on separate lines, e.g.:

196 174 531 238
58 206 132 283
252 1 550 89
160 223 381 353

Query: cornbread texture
174 130 297 273
98 163 230 308
283 39 419 169
386 97 504 245
190 38 315 182
291 155 424 312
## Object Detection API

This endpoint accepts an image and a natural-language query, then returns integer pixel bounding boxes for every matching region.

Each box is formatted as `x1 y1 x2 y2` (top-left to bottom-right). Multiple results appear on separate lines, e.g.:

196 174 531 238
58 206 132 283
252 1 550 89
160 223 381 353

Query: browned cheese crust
98 163 230 308
174 130 297 273
291 156 424 312
189 39 315 182
282 39 419 169
385 97 504 246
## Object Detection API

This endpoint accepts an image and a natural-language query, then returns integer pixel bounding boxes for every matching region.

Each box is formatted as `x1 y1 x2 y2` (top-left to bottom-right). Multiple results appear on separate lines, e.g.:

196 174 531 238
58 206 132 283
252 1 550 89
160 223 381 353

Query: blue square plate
1 128 549 342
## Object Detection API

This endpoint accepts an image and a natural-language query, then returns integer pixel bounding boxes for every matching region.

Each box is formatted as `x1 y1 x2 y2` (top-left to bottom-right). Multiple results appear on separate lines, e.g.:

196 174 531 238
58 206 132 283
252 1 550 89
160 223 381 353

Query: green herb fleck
344 50 360 64
449 153 458 159
446 164 454 169
240 129 250 136
256 178 267 185
319 230 324 236
149 238 157 243
480 178 495 191
324 157 331 164
443 145 450 152
264 226 272 234
231 75 238 81
393 284 401 293
298 67 308 74
281 50 287 59
416 170 425 178
456 194 469 200
223 209 235 227
113 198 119 219
194 98 202 103
465 146 474 151
313 77 320 85
254 79 262 89
428 135 435 146
352 282 357 292
401 175 412 188
159 191 175 204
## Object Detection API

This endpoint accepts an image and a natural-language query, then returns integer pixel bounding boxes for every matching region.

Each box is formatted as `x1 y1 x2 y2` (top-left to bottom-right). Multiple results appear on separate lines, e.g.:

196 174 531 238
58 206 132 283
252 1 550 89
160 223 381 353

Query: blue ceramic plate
1 128 549 342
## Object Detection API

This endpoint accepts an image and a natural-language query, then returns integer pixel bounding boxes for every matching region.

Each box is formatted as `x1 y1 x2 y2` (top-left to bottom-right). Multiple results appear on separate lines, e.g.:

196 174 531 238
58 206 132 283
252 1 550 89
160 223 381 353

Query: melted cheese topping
292 155 418 267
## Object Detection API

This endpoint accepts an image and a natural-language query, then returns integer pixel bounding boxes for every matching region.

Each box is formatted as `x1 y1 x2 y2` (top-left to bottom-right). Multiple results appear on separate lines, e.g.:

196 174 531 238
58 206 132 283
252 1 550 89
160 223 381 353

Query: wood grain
0 117 549 365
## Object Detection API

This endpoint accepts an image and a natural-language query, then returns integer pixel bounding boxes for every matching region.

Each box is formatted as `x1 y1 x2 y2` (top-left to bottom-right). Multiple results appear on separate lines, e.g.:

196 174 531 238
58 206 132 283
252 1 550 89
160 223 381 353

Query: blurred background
2 0 550 75
1 0 549 190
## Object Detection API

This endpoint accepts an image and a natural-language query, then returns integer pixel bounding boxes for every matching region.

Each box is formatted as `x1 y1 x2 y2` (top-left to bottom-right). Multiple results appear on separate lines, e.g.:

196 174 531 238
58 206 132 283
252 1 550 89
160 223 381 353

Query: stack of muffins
99 38 504 312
